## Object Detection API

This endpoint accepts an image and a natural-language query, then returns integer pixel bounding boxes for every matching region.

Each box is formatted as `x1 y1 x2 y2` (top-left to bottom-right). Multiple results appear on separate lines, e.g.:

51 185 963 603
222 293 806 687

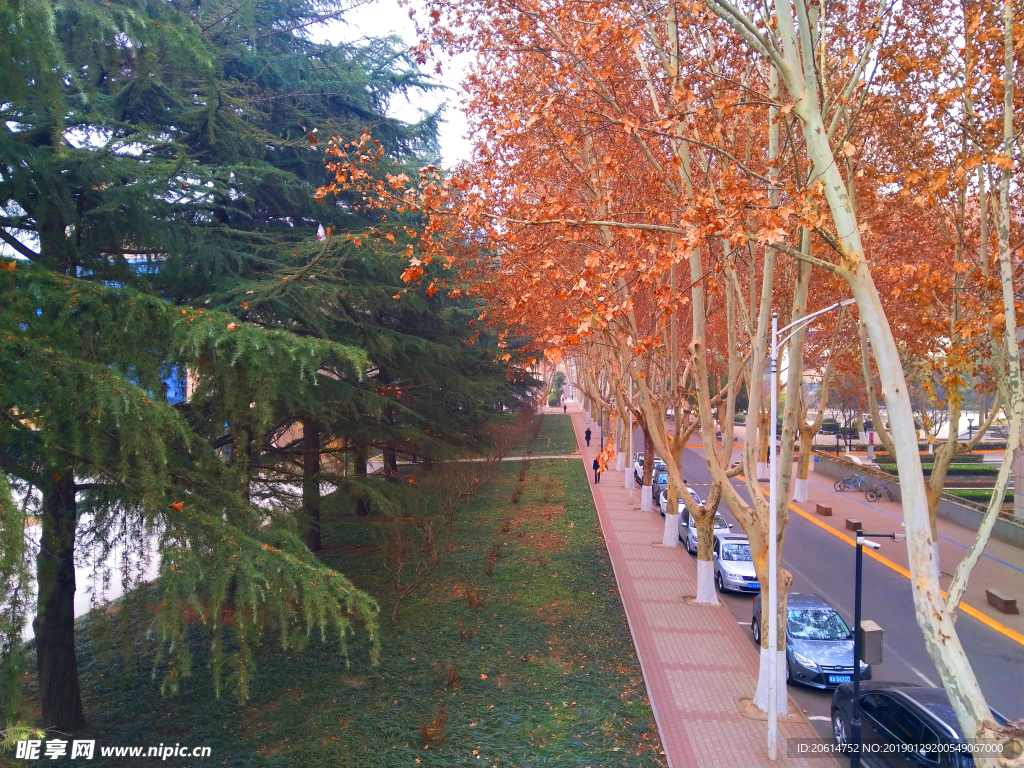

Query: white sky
314 0 474 169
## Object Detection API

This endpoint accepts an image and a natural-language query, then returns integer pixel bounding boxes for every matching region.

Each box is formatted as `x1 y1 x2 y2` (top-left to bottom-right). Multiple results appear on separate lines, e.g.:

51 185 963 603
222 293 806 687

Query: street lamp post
850 529 904 768
767 298 854 761
626 378 634 490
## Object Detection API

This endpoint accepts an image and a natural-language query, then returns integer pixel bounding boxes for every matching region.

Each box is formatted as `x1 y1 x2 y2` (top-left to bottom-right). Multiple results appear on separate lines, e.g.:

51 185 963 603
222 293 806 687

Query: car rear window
721 543 751 561
787 608 852 640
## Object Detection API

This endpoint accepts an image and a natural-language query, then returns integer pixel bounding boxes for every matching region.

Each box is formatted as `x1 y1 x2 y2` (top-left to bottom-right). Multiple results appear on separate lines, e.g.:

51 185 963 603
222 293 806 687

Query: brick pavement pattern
569 412 830 768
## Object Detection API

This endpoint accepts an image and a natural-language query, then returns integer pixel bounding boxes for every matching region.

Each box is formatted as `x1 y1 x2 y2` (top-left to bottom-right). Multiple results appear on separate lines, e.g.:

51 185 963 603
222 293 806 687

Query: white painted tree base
757 461 769 481
640 484 653 512
663 513 679 547
793 477 808 502
752 647 789 714
615 454 625 472
695 559 718 604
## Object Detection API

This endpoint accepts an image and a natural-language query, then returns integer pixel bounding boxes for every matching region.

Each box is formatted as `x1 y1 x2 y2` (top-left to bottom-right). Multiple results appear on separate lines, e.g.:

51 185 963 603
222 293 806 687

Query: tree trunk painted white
782 40 1000 749
663 513 679 547
695 559 718 605
753 647 789 714
640 484 653 512
793 477 808 502
615 453 625 472
756 461 768 481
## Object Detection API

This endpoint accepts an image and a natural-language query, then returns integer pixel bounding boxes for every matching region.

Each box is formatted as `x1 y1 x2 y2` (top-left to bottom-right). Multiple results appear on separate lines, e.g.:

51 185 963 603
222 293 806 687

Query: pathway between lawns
568 411 831 768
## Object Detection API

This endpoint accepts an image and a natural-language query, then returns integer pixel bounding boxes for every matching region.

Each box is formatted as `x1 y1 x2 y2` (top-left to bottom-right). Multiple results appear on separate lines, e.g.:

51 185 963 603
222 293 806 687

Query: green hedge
938 464 999 475
875 463 1000 477
873 453 987 464
946 488 1015 503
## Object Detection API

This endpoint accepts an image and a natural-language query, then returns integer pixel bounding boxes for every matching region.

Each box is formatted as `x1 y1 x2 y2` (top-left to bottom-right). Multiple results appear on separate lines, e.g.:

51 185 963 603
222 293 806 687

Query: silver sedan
680 509 732 553
752 592 871 689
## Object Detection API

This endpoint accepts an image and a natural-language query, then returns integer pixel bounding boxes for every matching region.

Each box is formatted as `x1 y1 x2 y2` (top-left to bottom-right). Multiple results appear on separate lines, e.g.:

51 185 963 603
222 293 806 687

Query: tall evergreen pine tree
0 0 496 732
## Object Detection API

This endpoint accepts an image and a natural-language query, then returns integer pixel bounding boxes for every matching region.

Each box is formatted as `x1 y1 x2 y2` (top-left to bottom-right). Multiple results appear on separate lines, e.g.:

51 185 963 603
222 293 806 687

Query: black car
831 681 1010 767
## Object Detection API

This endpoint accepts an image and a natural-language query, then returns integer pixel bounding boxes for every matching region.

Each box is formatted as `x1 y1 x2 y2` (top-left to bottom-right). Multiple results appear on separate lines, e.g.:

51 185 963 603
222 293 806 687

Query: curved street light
768 298 855 760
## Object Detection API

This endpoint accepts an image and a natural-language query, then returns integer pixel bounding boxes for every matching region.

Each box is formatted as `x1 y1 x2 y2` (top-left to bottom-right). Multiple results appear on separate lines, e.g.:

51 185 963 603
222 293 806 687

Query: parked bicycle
834 473 867 492
865 483 895 502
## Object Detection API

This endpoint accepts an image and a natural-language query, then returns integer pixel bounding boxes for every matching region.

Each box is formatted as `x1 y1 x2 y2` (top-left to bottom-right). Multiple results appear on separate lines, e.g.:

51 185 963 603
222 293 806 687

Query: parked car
658 486 705 516
679 507 732 553
831 682 1009 767
712 533 760 593
752 592 870 689
652 469 670 498
633 453 667 485
657 486 706 531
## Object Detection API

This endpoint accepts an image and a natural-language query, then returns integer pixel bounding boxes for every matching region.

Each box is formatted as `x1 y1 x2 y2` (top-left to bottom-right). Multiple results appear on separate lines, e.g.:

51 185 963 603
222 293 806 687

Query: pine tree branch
0 229 38 261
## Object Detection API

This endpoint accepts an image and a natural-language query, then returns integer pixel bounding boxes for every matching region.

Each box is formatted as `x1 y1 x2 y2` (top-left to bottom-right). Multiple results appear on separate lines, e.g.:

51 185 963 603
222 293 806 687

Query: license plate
746 582 760 589
828 675 851 684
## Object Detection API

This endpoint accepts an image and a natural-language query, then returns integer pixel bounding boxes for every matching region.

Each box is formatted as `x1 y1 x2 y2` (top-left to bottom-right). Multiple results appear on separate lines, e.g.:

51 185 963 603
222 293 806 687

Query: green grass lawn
510 414 579 456
61 459 663 767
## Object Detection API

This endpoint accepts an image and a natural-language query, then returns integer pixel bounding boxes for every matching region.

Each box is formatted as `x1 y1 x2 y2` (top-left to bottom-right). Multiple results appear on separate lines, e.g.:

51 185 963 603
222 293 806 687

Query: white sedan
658 486 704 516
633 453 667 485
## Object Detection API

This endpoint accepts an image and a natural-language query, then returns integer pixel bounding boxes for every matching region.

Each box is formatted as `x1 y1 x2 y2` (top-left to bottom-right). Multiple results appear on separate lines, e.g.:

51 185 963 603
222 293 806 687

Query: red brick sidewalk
570 412 830 768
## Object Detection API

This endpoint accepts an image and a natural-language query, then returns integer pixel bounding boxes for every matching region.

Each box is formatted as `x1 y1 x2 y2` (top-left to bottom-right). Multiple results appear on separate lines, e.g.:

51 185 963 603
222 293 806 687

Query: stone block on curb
986 589 1019 614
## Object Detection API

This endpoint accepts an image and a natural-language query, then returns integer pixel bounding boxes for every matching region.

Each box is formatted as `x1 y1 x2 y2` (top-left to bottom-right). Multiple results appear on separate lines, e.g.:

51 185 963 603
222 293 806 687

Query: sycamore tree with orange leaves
696 0 1023 755
319 0 1021 751
404 0 843 713
323 0 845 715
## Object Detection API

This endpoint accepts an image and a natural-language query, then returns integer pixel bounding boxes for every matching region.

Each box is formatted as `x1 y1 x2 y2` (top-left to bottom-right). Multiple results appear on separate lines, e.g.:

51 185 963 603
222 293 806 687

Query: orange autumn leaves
314 0 1019 378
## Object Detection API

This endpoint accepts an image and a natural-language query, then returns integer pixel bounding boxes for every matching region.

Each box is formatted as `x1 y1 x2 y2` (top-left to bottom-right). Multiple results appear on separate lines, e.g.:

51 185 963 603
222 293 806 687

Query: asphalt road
630 429 1024 739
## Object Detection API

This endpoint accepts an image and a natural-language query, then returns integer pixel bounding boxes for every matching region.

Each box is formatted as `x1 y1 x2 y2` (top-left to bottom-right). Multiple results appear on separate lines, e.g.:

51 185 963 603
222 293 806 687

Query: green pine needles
1 0 530 736
1 260 379 724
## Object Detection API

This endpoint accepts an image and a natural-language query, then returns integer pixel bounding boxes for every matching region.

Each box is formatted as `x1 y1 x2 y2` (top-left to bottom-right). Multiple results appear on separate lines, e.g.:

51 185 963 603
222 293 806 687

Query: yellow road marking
738 478 1024 646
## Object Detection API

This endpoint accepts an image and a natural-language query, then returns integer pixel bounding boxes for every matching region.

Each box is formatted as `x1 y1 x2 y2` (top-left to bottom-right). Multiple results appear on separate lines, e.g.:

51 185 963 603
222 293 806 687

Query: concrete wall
814 452 1024 549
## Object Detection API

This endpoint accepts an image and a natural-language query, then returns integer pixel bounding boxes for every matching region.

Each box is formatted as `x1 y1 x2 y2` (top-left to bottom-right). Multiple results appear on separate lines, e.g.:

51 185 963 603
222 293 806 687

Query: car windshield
655 472 668 484
721 543 751 561
788 608 852 640
713 514 728 529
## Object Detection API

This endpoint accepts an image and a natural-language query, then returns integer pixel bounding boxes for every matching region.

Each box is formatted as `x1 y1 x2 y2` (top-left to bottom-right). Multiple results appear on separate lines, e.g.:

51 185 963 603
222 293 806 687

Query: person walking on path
584 427 592 447
563 403 567 414
592 457 601 484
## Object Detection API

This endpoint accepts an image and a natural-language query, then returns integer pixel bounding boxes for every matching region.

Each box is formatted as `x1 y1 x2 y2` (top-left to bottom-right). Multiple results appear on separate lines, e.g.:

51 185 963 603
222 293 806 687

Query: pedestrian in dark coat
593 457 601 483
584 427 592 447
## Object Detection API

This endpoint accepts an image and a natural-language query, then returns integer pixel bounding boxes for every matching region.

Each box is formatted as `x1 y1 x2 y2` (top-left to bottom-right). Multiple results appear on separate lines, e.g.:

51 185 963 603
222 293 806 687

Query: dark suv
831 681 1010 767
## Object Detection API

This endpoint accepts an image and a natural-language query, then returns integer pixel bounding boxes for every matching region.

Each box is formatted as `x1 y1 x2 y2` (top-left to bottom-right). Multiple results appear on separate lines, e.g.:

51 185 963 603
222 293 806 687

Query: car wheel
715 572 724 593
832 711 849 750
751 617 761 644
686 538 695 555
